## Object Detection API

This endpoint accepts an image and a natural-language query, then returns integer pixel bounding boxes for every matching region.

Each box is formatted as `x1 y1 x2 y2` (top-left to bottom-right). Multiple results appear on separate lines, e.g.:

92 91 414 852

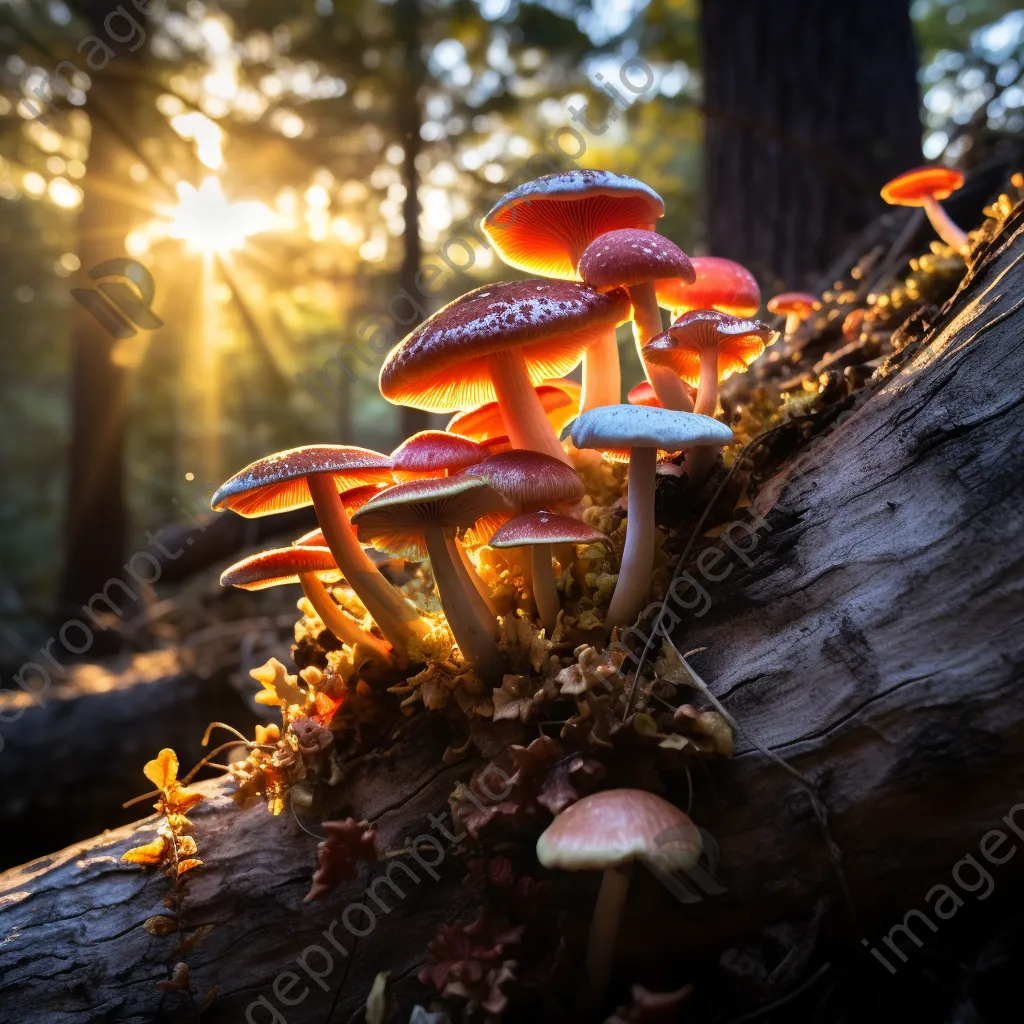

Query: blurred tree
699 0 923 287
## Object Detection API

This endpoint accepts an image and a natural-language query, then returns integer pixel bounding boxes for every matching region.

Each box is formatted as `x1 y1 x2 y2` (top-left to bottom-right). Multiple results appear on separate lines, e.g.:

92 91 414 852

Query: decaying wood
2 209 1024 1023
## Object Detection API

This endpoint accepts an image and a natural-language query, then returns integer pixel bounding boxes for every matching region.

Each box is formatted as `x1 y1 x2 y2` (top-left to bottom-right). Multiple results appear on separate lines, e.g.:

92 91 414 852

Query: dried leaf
144 915 179 936
122 836 169 866
177 858 203 876
144 748 179 790
175 835 198 857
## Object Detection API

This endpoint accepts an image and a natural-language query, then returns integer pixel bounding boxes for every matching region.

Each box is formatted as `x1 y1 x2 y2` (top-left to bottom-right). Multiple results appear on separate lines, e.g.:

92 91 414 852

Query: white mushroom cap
571 404 733 453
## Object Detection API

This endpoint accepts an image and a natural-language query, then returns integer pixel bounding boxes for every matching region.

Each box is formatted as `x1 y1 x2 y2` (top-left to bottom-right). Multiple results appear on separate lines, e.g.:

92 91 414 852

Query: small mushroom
571 405 732 629
351 476 513 680
536 789 702 1016
379 280 628 464
881 165 967 251
220 546 392 663
579 228 696 412
655 255 760 320
489 512 608 633
447 378 581 443
482 170 665 412
627 381 662 408
465 448 585 516
211 446 429 658
766 291 821 338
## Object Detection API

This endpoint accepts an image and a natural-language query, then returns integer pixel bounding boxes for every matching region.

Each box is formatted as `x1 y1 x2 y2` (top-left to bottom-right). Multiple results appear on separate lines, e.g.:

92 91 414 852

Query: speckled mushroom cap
390 431 487 481
220 546 342 591
571 404 733 452
579 228 695 292
464 449 585 512
880 165 964 206
481 170 664 280
351 475 513 560
489 511 607 549
211 446 394 517
656 256 760 318
379 280 629 413
536 789 702 872
643 310 774 387
447 378 582 441
765 292 820 318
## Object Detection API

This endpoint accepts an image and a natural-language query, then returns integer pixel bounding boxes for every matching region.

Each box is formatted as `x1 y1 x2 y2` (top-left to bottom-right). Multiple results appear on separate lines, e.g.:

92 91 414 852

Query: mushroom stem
530 543 560 634
424 524 506 679
490 348 571 464
447 535 500 634
307 474 430 656
580 325 621 412
627 281 693 412
784 312 801 337
579 862 633 1018
605 446 657 630
693 346 720 417
299 575 393 665
922 195 968 251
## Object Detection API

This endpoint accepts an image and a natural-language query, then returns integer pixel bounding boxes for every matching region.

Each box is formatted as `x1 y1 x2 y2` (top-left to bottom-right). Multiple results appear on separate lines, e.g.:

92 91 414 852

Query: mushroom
571 405 733 630
627 381 662 408
482 170 665 412
390 430 488 482
220 546 392 664
447 378 581 443
489 512 607 633
766 291 821 339
881 165 967 251
655 255 760 320
211 445 429 658
379 280 629 465
465 449 585 517
536 788 702 1016
351 476 513 680
578 228 696 412
643 310 774 419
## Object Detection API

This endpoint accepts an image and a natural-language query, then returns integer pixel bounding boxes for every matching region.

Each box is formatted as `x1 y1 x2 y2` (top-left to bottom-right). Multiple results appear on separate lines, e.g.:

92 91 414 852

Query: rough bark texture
3 213 1024 1021
700 0 923 288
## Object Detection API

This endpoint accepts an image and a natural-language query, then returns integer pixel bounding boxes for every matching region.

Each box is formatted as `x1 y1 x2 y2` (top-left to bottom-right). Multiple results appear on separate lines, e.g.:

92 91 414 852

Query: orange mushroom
766 291 821 337
390 430 487 482
379 280 628 465
627 381 662 408
881 165 967 251
447 378 581 442
481 170 664 411
656 255 760 320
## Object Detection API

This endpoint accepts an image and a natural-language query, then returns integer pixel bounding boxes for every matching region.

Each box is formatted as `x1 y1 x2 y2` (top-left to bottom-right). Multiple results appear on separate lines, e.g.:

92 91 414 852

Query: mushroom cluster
212 169 781 698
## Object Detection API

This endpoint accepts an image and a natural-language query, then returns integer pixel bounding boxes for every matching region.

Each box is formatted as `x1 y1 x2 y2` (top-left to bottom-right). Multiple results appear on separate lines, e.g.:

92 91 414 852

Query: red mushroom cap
880 166 964 206
390 430 487 481
379 280 629 413
643 310 774 386
220 546 341 591
656 256 760 318
211 446 394 517
766 291 820 318
579 228 695 292
482 170 664 280
447 378 582 441
627 381 663 408
488 511 607 549
465 449 585 513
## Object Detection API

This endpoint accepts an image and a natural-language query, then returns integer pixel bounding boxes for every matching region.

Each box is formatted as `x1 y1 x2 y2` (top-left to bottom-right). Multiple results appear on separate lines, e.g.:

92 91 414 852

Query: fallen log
2 207 1024 1023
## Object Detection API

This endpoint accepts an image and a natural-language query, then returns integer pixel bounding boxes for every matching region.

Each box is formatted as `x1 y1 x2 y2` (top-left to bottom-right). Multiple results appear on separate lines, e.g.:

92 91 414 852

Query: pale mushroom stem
578 863 633 1018
784 312 802 337
605 446 656 630
424 524 506 679
580 325 621 412
299 575 393 665
446 535 500 633
307 474 430 656
923 195 968 251
688 347 722 482
627 280 694 412
530 543 559 633
490 348 571 464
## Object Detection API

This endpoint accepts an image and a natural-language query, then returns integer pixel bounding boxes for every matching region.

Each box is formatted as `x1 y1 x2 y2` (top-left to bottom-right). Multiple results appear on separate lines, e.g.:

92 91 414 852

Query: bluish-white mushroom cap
571 404 733 453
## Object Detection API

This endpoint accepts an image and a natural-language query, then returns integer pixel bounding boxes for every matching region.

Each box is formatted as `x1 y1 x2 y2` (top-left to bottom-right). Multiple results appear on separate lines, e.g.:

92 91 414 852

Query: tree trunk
395 0 430 439
4 211 1024 1021
59 2 148 617
700 0 923 288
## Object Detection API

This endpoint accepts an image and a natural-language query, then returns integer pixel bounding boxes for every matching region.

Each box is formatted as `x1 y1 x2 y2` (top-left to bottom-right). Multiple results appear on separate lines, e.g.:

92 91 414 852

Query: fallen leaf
144 915 178 936
122 836 169 866
144 748 179 790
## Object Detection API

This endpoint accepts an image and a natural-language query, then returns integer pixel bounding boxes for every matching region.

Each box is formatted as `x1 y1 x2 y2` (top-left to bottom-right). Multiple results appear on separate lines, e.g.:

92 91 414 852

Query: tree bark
59 2 149 617
700 0 923 288
3 211 1024 1021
